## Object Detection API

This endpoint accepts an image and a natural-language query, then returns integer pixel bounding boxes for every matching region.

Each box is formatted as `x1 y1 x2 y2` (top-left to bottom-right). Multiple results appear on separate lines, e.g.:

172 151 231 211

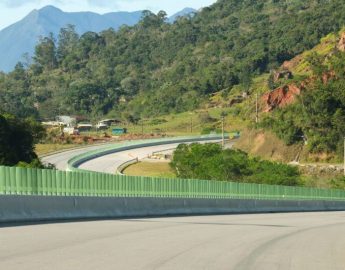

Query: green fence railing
1 166 345 201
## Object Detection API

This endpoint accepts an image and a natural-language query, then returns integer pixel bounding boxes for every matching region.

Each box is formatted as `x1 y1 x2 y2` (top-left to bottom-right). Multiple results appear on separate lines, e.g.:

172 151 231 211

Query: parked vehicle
63 127 80 135
96 123 108 130
77 124 93 132
112 127 127 135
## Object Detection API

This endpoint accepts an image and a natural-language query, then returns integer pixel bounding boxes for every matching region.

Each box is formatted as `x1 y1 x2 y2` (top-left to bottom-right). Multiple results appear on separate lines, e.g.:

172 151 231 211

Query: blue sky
0 0 217 30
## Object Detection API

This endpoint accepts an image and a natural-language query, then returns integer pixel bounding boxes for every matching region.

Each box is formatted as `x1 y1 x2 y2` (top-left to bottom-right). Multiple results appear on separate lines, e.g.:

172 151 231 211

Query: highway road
0 211 344 270
42 139 229 174
41 143 118 171
78 140 226 174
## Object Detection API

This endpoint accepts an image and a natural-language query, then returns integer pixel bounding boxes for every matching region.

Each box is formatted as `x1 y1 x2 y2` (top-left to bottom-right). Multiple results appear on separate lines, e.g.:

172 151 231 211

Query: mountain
168 8 196 23
230 28 345 159
0 5 195 72
3 0 345 124
259 29 345 156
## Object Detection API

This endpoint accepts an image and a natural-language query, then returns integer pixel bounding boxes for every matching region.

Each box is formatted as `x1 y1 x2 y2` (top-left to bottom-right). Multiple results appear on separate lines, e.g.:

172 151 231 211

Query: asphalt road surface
41 143 118 171
42 140 230 174
1 211 344 270
78 141 227 174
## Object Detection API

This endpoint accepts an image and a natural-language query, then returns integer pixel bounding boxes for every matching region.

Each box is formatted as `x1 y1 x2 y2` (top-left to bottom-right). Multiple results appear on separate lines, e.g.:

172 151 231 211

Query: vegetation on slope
3 0 345 120
234 128 304 163
261 32 345 157
171 143 301 186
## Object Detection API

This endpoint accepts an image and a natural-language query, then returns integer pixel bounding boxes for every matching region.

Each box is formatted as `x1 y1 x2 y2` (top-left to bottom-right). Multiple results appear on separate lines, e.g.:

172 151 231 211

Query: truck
112 128 127 135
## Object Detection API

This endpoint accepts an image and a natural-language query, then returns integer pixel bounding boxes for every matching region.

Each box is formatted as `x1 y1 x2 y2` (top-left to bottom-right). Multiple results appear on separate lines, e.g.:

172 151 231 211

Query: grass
103 107 246 137
234 128 303 163
123 161 176 178
35 143 80 156
35 107 243 159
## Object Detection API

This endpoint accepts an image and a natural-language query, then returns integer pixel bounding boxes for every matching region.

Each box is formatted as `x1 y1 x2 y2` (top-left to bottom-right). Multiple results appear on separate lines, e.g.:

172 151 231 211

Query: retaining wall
1 195 345 223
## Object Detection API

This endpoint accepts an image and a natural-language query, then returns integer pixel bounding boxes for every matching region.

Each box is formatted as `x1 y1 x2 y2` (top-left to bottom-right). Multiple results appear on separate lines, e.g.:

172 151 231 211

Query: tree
120 77 139 95
170 143 300 185
262 49 345 155
57 24 79 64
33 33 57 70
140 10 167 28
0 114 45 166
67 82 109 115
3 0 345 120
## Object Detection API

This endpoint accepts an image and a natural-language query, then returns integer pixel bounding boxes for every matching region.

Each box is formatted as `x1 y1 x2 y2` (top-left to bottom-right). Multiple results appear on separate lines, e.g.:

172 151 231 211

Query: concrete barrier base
1 195 345 223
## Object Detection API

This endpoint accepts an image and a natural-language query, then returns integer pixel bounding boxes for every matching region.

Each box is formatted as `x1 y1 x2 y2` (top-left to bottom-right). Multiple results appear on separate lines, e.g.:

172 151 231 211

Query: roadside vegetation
171 143 301 186
0 113 47 167
124 161 176 178
261 50 345 158
35 143 81 156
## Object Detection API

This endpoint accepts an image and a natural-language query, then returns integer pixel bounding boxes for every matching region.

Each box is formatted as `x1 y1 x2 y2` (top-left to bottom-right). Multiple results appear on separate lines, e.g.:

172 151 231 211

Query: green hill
3 0 345 121
226 28 345 161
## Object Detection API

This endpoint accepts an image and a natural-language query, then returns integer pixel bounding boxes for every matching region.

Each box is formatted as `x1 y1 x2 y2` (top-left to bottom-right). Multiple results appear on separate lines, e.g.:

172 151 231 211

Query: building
56 116 76 127
77 124 93 132
97 119 122 127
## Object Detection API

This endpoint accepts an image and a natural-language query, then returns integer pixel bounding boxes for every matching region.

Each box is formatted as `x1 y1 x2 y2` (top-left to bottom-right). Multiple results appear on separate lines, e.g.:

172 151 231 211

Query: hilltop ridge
2 0 345 142
0 6 195 72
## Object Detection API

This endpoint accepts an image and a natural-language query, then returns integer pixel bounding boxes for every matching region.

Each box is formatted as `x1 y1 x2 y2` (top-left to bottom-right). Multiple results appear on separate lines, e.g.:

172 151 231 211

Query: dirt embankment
234 129 303 163
261 32 345 112
338 31 345 51
234 129 341 164
262 84 302 112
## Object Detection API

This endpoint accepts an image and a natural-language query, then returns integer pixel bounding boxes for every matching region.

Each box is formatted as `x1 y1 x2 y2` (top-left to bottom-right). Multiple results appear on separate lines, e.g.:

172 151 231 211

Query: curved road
1 211 344 269
41 143 119 171
78 140 224 173
42 140 228 174
38 141 345 269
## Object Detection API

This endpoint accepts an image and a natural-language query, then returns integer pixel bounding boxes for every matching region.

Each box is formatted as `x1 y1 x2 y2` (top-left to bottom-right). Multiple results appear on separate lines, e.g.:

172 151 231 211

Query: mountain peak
0 6 196 72
38 5 63 14
168 7 196 23
180 7 197 12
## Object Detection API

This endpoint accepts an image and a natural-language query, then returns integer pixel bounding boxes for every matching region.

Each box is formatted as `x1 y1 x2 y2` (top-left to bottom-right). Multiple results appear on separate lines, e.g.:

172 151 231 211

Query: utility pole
222 115 225 149
190 117 193 134
141 120 144 136
344 137 345 176
255 93 259 124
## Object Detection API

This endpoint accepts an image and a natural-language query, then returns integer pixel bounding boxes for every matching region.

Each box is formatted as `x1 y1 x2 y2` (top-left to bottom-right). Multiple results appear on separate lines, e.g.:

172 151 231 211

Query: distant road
78 140 228 174
43 139 231 174
1 211 344 270
41 143 117 171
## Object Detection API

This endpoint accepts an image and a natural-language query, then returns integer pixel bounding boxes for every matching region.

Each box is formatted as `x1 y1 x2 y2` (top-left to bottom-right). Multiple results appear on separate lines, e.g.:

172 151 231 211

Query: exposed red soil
262 84 303 112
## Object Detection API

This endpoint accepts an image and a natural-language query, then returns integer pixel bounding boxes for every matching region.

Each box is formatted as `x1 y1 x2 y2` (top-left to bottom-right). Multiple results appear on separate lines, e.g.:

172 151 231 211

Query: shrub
171 143 300 186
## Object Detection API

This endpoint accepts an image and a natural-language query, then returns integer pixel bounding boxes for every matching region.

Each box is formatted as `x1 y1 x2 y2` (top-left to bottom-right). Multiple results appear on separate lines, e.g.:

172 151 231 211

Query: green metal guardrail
1 165 345 201
1 135 344 201
67 135 229 172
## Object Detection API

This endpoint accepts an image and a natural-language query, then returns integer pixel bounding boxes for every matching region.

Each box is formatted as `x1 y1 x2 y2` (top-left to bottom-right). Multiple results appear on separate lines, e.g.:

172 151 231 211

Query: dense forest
2 0 345 121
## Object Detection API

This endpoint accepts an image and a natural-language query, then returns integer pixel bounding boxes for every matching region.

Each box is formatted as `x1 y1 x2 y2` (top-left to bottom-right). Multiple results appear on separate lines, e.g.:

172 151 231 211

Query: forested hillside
261 30 345 157
2 0 345 121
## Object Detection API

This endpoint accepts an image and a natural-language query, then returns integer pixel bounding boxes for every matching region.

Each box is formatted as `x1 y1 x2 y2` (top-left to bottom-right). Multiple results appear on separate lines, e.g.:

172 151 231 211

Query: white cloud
1 0 64 8
2 0 36 7
86 0 119 8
